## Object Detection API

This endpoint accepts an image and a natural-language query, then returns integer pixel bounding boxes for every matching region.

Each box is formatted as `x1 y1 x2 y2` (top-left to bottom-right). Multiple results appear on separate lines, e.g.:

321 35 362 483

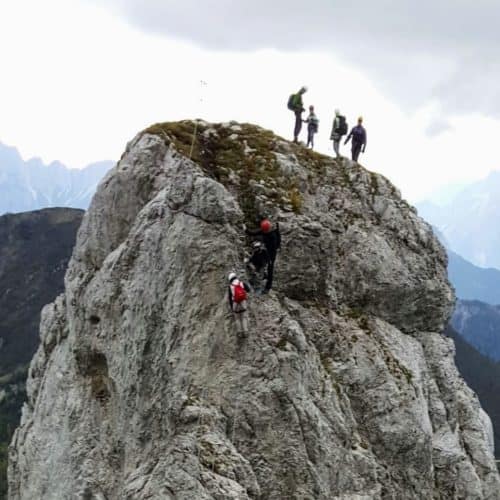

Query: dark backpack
309 116 319 133
287 94 296 111
233 282 247 303
336 115 348 135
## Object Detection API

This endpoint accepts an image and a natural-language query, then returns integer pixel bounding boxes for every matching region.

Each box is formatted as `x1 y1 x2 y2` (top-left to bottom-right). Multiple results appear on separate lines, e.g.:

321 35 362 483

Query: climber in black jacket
245 241 269 292
246 217 281 293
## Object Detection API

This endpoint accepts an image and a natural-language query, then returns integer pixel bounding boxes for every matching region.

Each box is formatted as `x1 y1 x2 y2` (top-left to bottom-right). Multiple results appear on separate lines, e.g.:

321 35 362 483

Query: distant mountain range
448 250 500 305
427 224 500 305
0 208 83 374
446 324 500 458
0 207 83 496
451 300 500 363
0 142 112 215
417 170 500 269
430 205 500 374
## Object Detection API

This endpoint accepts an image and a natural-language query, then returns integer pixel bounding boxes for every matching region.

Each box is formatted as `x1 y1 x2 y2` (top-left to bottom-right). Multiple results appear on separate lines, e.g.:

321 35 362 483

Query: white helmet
228 272 237 282
252 241 262 249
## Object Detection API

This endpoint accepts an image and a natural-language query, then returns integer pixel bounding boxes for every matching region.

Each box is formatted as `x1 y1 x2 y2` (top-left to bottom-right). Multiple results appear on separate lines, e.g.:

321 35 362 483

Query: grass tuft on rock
144 121 305 223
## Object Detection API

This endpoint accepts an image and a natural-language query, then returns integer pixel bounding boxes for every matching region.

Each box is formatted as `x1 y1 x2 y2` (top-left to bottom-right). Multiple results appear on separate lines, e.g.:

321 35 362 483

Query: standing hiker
228 272 250 336
330 109 348 158
344 116 367 162
287 86 307 143
304 105 319 149
246 217 281 294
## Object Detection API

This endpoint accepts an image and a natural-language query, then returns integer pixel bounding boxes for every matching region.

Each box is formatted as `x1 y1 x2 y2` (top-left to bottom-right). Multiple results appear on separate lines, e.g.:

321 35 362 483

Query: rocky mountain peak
8 121 500 499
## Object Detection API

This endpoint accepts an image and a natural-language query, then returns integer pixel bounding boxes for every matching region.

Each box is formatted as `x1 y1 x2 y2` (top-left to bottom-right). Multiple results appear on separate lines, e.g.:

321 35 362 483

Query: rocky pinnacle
8 122 500 499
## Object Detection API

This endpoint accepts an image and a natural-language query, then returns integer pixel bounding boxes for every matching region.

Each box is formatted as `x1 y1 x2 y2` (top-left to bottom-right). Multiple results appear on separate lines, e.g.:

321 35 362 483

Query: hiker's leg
352 143 360 161
247 266 257 290
234 313 242 333
241 312 249 334
265 258 275 291
252 267 264 293
356 144 362 161
259 266 267 288
294 112 302 141
351 146 355 161
333 140 340 157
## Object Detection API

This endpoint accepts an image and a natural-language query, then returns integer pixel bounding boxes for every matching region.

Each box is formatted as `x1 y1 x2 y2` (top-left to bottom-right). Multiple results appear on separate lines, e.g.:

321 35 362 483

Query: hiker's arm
245 227 262 236
344 130 352 145
363 130 367 151
249 252 259 267
228 287 233 309
298 96 304 111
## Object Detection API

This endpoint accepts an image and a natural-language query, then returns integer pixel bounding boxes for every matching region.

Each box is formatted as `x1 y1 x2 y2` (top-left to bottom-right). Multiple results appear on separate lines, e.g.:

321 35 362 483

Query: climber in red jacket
228 272 250 336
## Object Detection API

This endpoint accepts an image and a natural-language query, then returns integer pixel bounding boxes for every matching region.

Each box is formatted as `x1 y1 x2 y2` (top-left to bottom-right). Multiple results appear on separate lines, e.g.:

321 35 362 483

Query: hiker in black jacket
245 241 269 292
345 116 367 162
246 217 281 293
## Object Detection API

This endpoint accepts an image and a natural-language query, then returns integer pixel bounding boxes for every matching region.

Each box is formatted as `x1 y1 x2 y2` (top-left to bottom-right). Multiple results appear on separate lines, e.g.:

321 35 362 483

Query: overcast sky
1 0 499 202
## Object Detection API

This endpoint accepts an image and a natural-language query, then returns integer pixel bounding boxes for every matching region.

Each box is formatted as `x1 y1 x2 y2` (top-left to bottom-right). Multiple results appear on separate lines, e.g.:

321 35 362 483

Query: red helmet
260 219 272 233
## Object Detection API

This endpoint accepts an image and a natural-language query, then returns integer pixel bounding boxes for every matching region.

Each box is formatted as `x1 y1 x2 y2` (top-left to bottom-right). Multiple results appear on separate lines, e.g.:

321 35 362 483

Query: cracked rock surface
9 122 500 499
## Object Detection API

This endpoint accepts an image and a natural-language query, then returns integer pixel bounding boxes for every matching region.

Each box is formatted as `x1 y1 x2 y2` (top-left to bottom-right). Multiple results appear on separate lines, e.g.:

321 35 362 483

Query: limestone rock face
9 122 500 499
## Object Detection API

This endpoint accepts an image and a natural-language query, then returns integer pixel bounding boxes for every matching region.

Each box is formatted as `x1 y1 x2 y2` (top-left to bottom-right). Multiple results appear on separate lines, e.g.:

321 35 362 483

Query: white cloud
426 118 453 138
87 0 500 118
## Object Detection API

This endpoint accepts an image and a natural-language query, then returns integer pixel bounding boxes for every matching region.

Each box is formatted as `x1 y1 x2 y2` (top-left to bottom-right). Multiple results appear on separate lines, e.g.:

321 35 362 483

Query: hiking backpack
336 115 348 135
233 282 247 304
310 116 319 133
287 94 296 111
